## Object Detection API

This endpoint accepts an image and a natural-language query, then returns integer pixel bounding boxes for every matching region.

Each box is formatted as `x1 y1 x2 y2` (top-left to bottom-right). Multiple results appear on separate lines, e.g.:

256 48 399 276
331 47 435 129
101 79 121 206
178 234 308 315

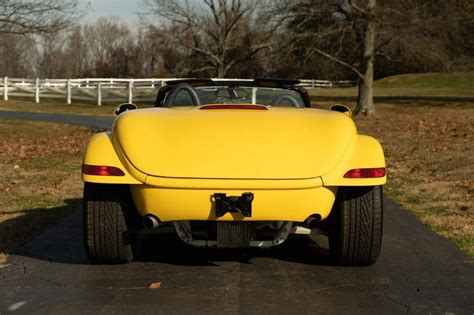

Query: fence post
96 83 102 106
251 87 257 104
128 79 133 103
311 79 315 88
3 77 8 101
35 78 40 103
66 79 72 104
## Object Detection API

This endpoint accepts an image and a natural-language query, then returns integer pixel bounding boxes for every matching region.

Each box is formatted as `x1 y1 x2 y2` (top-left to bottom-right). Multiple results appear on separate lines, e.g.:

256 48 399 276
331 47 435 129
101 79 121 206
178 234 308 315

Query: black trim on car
155 78 311 108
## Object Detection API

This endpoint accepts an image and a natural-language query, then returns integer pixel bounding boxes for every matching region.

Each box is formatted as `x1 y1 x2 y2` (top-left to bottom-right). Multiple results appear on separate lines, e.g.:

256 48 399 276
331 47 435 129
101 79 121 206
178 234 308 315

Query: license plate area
217 222 251 248
213 192 253 217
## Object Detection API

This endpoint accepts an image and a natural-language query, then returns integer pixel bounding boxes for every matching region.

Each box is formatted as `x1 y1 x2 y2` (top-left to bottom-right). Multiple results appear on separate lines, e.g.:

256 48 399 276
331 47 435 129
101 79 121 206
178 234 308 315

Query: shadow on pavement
133 232 333 267
0 199 81 262
7 199 335 267
4 199 87 265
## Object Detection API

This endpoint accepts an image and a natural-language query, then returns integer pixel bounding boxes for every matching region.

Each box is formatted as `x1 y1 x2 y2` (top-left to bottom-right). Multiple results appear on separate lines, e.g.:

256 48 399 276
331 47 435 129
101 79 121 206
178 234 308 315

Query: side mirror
114 103 137 116
329 104 352 117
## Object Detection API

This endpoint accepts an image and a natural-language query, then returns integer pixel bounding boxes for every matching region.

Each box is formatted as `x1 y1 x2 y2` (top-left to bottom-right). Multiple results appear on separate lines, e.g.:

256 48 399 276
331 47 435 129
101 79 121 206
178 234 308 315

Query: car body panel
113 106 356 179
82 132 141 184
144 175 323 190
322 135 387 186
82 114 386 189
130 185 337 222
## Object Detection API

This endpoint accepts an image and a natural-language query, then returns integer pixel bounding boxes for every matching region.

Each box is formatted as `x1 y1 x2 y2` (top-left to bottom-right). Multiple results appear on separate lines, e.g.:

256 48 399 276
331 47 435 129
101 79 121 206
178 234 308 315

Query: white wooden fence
0 77 354 106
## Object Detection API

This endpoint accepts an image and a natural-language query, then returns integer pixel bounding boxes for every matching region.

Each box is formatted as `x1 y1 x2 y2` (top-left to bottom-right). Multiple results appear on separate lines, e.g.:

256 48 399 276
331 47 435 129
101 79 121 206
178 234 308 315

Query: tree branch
312 46 364 79
347 0 368 17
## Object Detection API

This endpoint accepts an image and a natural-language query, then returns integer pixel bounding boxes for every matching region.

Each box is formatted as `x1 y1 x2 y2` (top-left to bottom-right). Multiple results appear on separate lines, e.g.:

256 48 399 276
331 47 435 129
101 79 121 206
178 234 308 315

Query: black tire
83 183 135 264
328 186 383 266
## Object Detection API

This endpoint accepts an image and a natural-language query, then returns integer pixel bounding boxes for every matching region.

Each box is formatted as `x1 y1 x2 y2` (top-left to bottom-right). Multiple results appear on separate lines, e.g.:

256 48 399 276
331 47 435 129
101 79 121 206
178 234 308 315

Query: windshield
169 85 305 108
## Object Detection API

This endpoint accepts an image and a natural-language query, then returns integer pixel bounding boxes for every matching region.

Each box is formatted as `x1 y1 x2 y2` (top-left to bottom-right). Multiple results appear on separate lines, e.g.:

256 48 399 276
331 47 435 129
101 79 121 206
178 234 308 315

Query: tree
36 31 67 77
62 26 88 77
0 0 80 35
141 0 274 78
377 0 474 75
82 17 133 77
134 27 183 77
275 0 473 115
273 0 382 115
0 0 81 77
0 33 36 77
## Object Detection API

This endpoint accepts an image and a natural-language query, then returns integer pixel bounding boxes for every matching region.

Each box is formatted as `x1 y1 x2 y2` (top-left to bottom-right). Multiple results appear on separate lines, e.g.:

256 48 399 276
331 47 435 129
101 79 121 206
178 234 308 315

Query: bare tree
141 0 274 78
274 0 473 115
0 33 36 76
378 0 474 74
273 0 382 115
36 31 67 77
0 1 82 78
82 17 132 77
134 27 182 77
0 0 80 35
62 26 88 77
31 19 172 78
357 0 376 115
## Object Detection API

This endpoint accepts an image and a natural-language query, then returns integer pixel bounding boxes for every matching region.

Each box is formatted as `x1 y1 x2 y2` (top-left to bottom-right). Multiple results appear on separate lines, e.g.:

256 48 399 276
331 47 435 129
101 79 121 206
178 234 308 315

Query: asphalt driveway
0 111 114 129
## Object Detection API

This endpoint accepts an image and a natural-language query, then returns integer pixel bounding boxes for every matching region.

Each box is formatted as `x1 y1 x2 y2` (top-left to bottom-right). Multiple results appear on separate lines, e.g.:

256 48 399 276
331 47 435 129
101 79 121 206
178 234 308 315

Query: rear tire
328 186 383 266
83 183 135 264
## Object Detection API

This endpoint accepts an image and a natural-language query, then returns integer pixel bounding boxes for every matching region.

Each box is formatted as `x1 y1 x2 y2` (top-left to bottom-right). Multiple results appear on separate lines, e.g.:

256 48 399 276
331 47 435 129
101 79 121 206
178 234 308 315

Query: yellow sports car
82 79 386 265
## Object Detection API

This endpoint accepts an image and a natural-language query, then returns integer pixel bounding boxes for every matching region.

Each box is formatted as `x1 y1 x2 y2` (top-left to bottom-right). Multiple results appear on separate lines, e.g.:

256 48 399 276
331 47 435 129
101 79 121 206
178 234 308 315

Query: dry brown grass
0 120 93 264
354 103 474 256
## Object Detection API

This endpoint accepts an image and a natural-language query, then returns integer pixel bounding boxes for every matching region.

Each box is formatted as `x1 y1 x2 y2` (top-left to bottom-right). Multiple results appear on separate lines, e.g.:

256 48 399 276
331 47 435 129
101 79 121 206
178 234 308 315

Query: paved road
1 201 472 314
0 111 473 314
0 110 114 129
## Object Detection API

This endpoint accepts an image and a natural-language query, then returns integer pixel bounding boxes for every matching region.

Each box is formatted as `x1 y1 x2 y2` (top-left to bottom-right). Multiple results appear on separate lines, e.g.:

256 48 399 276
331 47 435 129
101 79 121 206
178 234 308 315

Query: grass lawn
355 103 473 256
0 120 94 264
0 99 115 116
309 72 474 99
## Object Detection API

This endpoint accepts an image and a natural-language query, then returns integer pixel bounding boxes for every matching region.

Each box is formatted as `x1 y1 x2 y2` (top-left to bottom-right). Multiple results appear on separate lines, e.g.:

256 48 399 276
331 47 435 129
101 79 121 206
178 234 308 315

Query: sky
81 0 140 25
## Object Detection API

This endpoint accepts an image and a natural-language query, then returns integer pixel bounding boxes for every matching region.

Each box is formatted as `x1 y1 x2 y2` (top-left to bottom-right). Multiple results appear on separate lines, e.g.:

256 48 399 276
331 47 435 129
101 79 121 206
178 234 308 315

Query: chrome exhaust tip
143 214 159 229
306 214 322 229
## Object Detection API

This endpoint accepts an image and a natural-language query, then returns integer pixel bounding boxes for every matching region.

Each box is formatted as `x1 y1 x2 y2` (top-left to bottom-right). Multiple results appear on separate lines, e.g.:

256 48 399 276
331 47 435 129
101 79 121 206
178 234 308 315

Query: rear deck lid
113 106 356 179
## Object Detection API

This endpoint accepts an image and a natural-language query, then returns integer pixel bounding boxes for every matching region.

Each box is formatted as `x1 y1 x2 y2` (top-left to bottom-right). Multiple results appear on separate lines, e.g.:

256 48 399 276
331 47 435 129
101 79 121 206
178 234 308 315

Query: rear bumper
130 177 337 222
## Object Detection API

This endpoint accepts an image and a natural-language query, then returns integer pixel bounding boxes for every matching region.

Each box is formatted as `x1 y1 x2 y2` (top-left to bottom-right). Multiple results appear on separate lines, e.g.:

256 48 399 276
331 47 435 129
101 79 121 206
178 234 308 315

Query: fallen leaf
148 282 162 289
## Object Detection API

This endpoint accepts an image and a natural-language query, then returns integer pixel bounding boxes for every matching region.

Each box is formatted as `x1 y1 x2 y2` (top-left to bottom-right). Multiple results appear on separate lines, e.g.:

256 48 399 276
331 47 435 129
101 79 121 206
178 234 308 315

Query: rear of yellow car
82 83 386 266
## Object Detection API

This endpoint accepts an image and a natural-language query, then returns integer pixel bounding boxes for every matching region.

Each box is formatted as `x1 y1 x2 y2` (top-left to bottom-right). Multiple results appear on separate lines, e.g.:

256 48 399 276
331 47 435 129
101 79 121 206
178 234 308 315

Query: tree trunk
358 0 376 116
358 60 374 115
217 60 226 78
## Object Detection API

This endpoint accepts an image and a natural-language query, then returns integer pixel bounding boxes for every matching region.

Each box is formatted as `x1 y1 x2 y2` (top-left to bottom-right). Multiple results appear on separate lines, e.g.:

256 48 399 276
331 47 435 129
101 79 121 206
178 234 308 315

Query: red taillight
200 104 268 110
82 165 125 176
343 167 386 178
